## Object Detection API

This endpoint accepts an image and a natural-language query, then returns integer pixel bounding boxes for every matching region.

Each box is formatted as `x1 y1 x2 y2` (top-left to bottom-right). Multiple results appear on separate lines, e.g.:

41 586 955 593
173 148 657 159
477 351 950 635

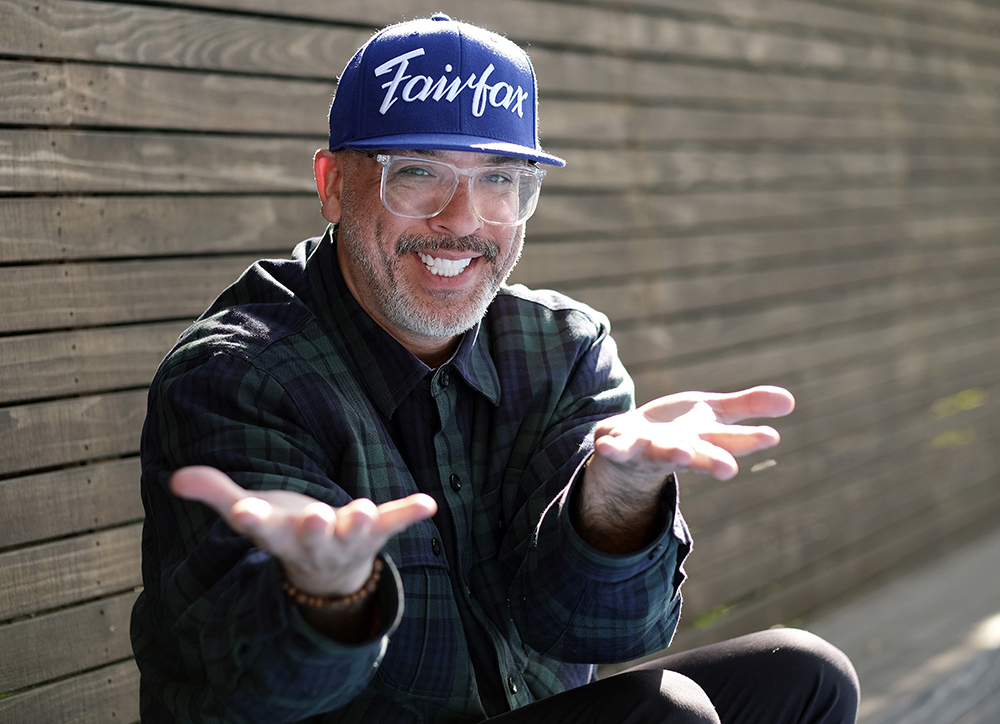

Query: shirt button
449 473 462 492
431 537 442 556
439 370 450 388
507 676 518 694
648 544 663 560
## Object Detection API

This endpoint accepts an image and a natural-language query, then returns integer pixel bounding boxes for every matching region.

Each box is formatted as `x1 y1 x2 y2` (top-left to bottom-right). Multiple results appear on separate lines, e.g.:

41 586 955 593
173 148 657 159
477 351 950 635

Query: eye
393 162 438 180
478 169 517 187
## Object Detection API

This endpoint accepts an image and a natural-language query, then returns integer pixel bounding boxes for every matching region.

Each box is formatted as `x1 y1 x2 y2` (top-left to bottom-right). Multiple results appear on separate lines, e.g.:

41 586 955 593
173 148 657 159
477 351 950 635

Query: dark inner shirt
389 370 510 716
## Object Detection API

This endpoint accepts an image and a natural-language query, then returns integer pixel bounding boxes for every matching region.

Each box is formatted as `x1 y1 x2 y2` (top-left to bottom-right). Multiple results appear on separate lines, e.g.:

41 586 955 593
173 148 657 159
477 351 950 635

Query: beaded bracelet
282 558 383 610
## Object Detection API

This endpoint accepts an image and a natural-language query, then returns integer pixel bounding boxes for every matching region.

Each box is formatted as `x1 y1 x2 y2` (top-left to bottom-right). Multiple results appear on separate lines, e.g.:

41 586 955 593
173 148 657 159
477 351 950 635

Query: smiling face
314 148 526 365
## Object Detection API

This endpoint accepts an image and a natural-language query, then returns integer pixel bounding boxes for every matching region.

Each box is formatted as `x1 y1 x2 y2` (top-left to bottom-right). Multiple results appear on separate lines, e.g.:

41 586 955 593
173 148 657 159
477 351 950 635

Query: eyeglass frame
354 150 547 226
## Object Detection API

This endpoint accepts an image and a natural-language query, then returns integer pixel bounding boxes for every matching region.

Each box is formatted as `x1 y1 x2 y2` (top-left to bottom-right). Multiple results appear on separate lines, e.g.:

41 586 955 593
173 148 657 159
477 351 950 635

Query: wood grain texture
0 254 259 334
0 59 334 133
0 195 319 263
0 458 142 549
0 391 145 476
4 129 998 196
97 0 1000 80
0 523 142 621
0 322 184 404
0 591 137 692
0 658 139 724
0 0 368 78
4 0 1000 86
0 130 318 195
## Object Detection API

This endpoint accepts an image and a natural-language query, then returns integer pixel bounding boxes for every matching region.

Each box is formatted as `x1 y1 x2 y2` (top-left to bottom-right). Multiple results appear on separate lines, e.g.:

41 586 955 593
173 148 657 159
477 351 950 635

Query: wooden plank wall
2 0 999 718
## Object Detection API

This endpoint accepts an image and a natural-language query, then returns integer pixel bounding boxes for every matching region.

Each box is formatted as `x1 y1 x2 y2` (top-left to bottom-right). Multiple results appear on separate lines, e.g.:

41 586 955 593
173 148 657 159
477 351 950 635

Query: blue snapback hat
328 14 565 167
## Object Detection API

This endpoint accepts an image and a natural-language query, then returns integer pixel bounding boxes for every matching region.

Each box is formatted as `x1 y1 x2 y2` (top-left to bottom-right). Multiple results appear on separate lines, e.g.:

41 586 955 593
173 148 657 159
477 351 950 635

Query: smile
417 252 473 278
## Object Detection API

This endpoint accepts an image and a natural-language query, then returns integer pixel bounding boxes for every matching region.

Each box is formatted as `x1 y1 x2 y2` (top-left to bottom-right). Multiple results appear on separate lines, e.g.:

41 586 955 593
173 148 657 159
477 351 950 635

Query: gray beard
342 227 515 339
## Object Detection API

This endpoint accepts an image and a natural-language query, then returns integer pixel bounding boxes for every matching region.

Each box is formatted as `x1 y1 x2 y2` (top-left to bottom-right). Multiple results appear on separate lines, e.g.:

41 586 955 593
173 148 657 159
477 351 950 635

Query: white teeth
417 252 473 277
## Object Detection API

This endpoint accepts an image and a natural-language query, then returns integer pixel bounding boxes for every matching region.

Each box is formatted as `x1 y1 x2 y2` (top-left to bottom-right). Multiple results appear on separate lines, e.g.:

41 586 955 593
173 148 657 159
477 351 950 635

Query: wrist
282 558 383 612
572 454 670 553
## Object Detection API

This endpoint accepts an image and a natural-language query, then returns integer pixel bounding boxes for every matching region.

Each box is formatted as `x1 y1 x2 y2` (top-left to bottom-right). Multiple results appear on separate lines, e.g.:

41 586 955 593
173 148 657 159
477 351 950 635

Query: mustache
396 234 499 262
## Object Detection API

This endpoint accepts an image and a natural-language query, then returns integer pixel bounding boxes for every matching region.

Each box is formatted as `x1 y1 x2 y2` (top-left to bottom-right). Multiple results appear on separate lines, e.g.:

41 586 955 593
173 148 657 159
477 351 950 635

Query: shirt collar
306 225 500 418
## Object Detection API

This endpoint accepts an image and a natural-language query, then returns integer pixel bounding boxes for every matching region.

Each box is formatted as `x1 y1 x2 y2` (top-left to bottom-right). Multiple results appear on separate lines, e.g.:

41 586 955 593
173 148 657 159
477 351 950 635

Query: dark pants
486 629 860 724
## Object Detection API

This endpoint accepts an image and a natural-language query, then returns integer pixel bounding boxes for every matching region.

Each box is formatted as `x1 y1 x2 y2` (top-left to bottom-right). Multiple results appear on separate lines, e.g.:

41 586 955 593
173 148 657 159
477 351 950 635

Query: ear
313 149 344 223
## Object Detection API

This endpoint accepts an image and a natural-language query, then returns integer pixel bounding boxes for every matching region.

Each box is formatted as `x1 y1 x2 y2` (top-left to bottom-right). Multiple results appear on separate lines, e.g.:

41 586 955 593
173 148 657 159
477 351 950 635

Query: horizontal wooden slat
0 591 137 692
0 59 335 134
0 391 145 476
1 209 995 340
4 56 999 136
0 130 318 195
0 0 368 79
628 276 1000 402
516 212 1000 290
0 524 142 622
531 44 1000 113
543 100 1000 145
0 195 318 264
636 0 1000 53
613 274 1000 371
826 0 1000 34
1 192 996 271
0 254 258 334
4 0 1000 87
567 241 1000 326
0 658 139 724
91 0 1000 80
530 184 1000 238
3 143 998 238
127 0 1000 46
0 459 142 549
0 322 184 405
4 128 1000 196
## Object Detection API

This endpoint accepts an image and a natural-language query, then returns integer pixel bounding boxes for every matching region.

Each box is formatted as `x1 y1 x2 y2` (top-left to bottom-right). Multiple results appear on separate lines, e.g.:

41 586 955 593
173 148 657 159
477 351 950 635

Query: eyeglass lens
381 158 542 225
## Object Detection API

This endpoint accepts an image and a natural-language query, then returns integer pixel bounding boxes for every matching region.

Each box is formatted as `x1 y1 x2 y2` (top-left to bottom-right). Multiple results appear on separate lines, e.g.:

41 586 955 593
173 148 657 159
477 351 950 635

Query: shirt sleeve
500 311 692 664
133 348 400 723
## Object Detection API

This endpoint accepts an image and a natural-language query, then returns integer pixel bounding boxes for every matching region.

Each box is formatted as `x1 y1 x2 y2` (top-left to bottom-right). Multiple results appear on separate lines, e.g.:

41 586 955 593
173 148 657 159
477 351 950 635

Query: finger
704 386 795 424
170 466 248 513
369 494 438 538
229 496 274 536
686 438 740 481
698 424 782 456
331 498 378 541
297 501 337 548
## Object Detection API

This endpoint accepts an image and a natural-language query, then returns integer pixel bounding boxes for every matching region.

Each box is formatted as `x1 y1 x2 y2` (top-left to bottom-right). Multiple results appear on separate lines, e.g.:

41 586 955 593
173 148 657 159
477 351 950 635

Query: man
131 14 859 724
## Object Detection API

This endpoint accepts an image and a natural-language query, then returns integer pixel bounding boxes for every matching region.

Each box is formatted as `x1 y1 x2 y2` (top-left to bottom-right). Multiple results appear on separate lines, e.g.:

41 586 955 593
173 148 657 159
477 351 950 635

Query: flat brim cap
328 15 565 167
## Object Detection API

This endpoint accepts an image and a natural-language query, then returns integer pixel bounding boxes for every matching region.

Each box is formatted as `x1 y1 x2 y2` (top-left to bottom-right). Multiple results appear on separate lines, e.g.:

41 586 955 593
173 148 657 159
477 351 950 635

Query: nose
427 177 485 237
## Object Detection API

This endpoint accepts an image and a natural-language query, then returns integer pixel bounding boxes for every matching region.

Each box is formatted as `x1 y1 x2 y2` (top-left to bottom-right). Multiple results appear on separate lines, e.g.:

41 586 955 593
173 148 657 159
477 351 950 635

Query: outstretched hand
592 385 795 482
170 466 437 598
577 386 795 552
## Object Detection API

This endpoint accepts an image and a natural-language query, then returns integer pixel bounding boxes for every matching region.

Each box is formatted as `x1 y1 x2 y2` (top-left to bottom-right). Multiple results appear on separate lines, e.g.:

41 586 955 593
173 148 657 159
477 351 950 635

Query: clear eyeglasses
361 152 547 226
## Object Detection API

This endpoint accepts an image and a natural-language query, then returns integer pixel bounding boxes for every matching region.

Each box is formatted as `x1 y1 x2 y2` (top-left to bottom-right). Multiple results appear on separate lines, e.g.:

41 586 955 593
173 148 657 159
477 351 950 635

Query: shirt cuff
284 553 404 658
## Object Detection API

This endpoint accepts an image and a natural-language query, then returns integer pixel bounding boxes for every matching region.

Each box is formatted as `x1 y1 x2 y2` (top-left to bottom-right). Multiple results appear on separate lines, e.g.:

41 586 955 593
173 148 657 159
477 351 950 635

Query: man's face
334 149 527 349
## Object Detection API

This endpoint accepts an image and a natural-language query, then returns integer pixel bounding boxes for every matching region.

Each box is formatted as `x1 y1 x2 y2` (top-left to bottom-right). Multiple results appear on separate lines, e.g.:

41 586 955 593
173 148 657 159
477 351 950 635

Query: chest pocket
376 520 471 700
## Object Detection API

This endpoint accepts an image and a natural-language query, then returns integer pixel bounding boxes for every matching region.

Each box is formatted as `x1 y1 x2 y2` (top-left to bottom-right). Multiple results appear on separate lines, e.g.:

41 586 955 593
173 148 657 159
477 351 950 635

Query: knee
658 671 721 724
762 628 861 719
609 669 720 724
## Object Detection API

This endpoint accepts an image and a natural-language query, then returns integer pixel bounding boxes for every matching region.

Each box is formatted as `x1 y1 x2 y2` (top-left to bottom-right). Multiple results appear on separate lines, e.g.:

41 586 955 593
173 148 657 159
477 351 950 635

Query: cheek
497 228 525 271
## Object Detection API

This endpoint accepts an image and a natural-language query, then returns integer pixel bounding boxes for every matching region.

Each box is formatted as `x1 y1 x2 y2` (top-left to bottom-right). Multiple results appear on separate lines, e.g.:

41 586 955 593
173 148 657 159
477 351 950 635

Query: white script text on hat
375 48 530 118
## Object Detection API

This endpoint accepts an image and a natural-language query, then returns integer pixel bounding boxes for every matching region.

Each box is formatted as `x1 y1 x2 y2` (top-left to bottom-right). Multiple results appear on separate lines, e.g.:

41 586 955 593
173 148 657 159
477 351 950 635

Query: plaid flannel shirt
131 226 691 723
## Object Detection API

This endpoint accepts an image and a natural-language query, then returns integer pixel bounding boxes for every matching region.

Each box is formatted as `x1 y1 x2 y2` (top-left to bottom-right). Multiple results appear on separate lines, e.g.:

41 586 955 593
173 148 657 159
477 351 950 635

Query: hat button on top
431 13 452 21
